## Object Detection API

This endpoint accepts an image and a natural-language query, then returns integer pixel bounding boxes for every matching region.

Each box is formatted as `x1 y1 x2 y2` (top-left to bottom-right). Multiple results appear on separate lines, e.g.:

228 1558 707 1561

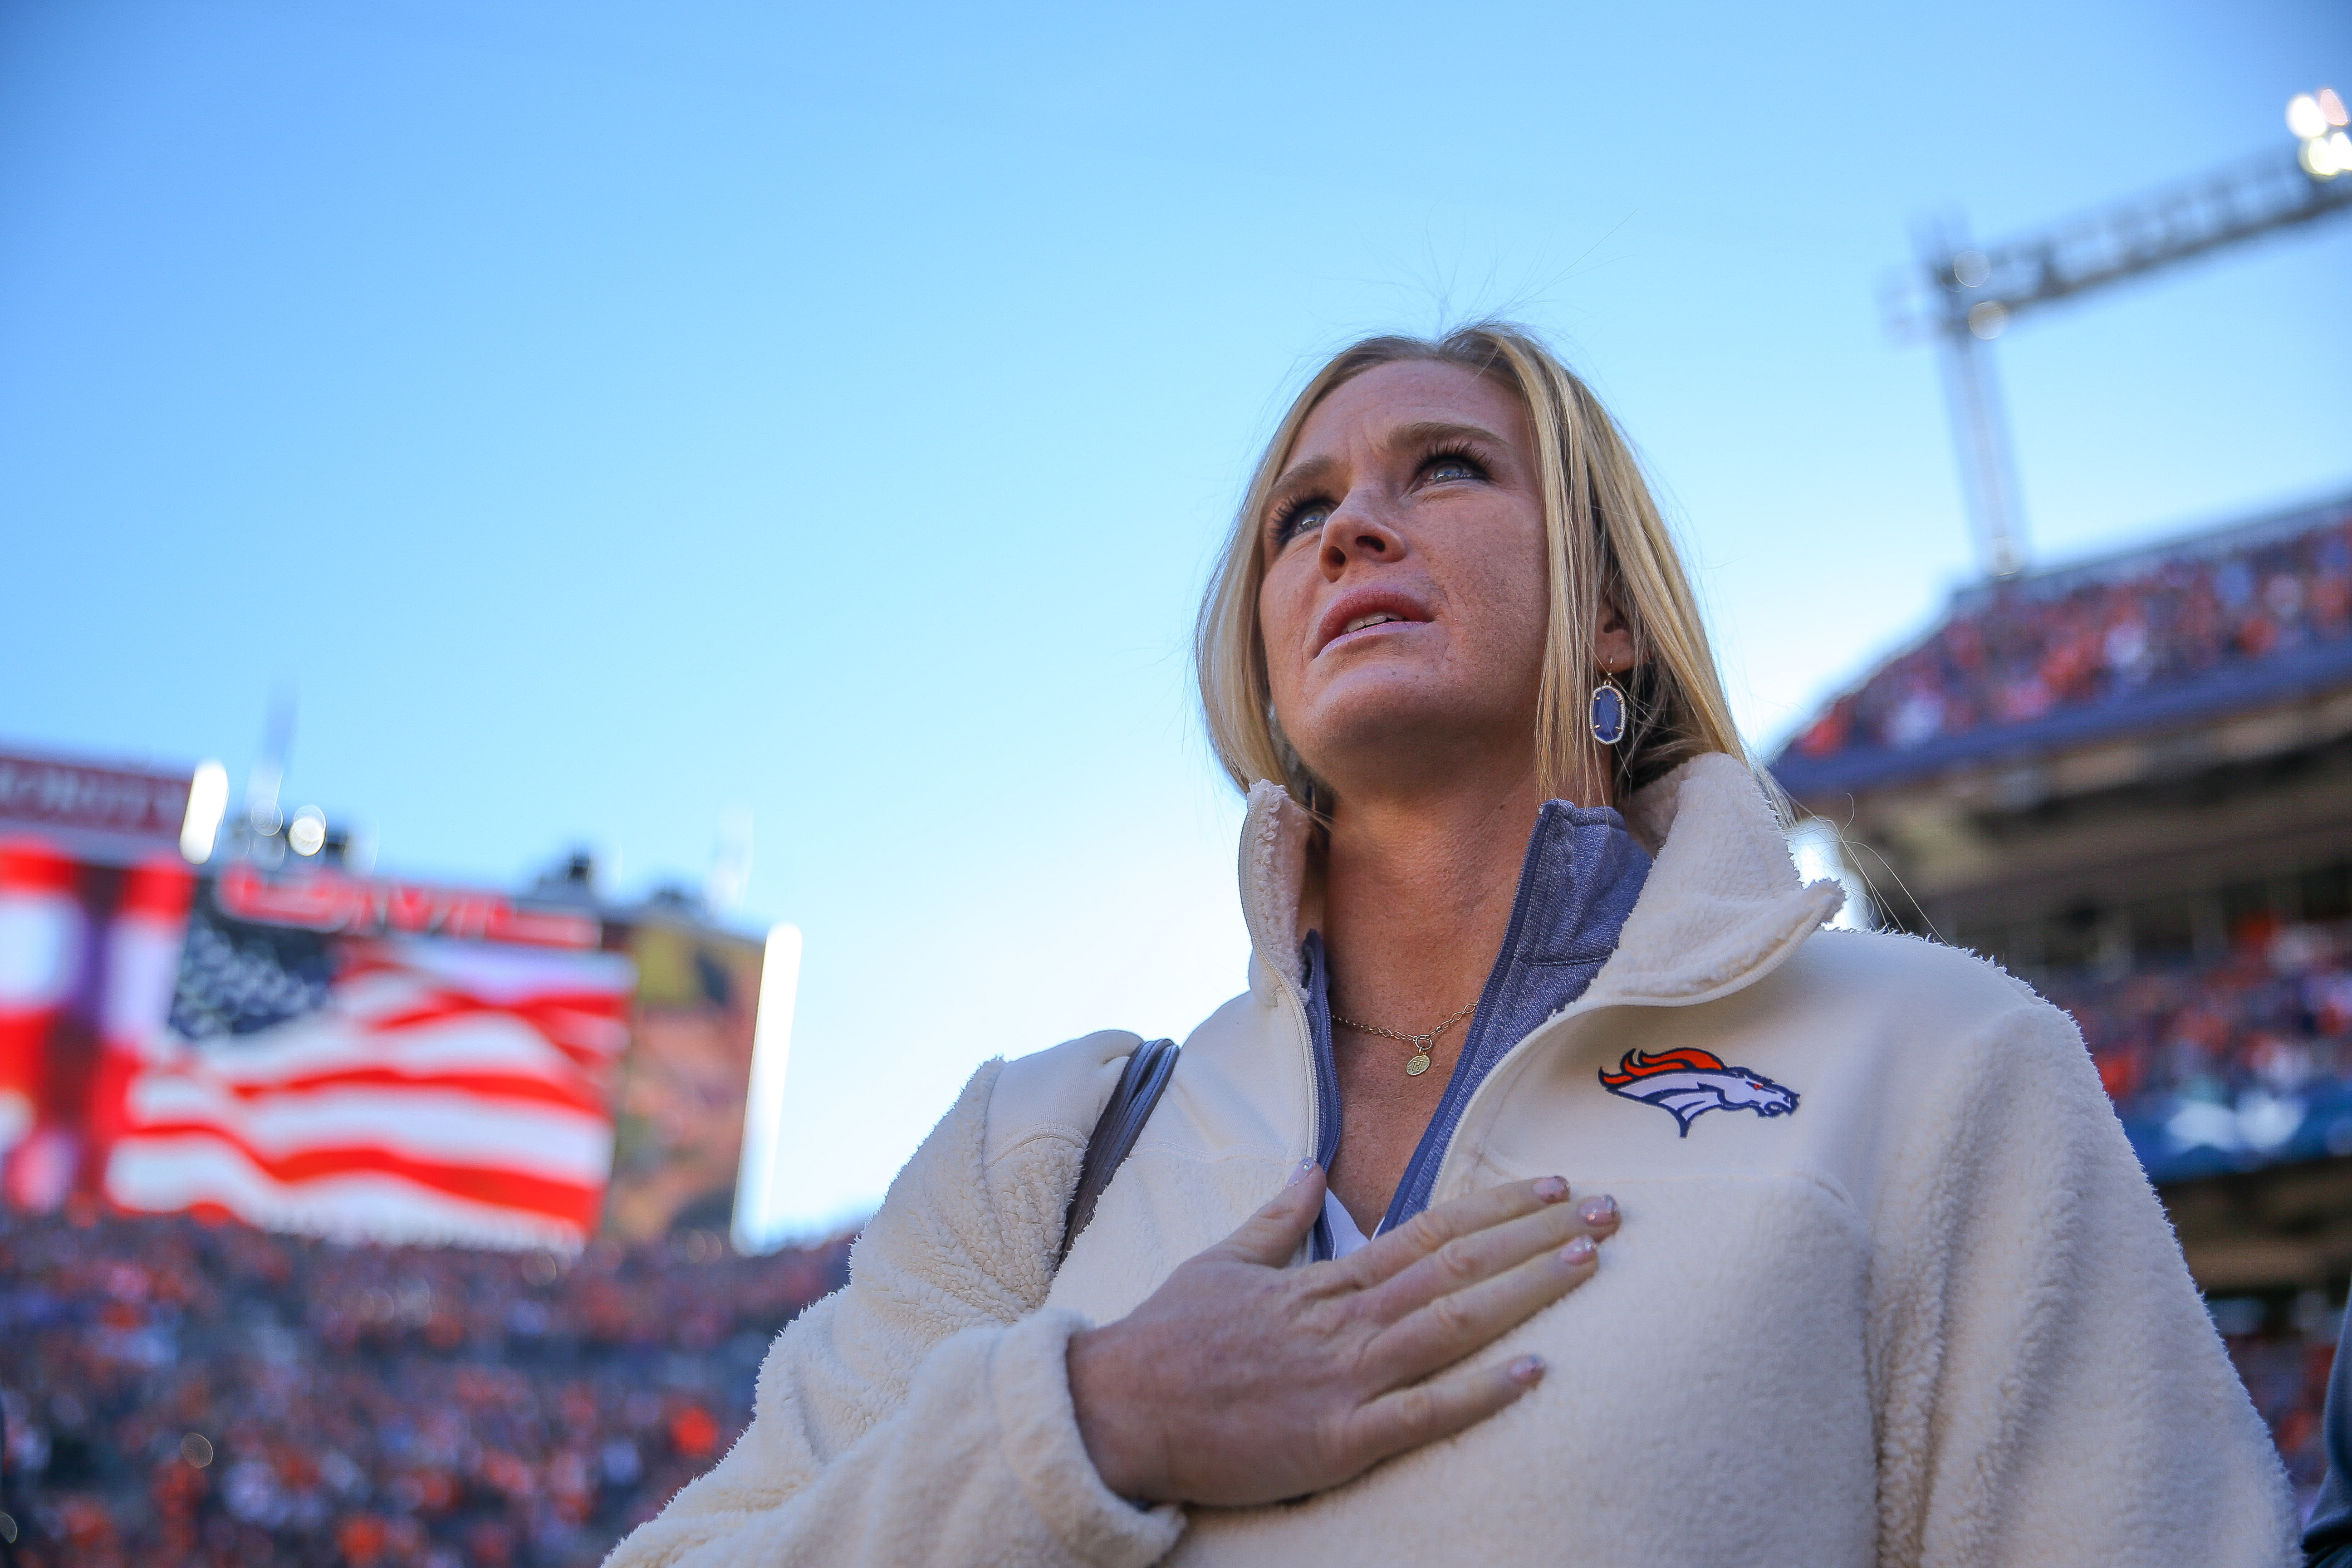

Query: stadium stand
0 1210 850 1568
1776 489 2352 1511
2048 915 2352 1166
1784 495 2352 783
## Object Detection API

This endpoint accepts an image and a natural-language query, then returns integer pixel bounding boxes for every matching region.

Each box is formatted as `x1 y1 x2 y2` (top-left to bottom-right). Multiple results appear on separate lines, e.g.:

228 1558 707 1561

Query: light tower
1884 89 2352 580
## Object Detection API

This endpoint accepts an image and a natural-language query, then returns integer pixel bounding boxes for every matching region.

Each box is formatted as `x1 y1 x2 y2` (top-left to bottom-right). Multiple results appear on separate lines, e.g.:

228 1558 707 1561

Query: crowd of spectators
2221 1298 2339 1514
2041 917 2352 1513
2047 919 2352 1122
0 1210 850 1568
1793 508 2352 760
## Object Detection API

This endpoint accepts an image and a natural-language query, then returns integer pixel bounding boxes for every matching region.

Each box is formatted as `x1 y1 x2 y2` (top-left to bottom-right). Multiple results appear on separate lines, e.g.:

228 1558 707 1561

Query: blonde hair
1195 321 1748 808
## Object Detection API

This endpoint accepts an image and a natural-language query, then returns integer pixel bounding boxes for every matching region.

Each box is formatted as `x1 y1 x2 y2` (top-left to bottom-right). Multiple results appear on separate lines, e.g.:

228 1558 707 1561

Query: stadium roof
1771 491 2352 802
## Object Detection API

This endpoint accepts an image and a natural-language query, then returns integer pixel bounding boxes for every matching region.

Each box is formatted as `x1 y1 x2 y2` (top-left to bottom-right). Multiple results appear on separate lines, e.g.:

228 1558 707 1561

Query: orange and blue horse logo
1598 1048 1798 1137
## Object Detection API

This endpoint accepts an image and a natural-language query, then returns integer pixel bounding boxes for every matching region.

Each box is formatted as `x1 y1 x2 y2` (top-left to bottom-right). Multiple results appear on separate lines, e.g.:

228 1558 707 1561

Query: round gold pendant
1405 1053 1431 1077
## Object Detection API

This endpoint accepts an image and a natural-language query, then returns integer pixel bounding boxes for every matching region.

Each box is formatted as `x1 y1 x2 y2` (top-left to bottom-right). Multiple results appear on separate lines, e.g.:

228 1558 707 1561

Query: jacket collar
1239 752 1843 1012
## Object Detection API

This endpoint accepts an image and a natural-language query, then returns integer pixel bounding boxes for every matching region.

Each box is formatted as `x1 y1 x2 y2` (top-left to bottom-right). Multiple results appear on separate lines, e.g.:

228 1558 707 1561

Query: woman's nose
1317 493 1404 577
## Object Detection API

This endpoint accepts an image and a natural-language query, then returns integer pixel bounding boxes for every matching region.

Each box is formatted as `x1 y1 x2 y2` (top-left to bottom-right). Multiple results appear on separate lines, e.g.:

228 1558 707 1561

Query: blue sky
4 0 2347 1232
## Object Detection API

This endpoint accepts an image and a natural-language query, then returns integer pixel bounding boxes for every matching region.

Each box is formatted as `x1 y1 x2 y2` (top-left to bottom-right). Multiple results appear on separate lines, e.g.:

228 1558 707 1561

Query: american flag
102 885 636 1251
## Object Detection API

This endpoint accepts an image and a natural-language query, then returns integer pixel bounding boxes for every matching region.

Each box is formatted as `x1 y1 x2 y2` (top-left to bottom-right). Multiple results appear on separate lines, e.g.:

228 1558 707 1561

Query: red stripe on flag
353 990 631 1068
197 1065 611 1117
123 1124 603 1231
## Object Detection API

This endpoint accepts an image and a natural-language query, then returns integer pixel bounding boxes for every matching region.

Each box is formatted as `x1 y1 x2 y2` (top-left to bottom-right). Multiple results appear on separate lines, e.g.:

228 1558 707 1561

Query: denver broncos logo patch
1598 1048 1798 1137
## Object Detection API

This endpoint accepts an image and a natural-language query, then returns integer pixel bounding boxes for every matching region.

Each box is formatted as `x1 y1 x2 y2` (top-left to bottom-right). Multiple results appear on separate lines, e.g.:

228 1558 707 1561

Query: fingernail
1533 1176 1568 1202
1287 1159 1317 1187
1509 1355 1545 1384
1577 1195 1617 1225
1561 1236 1596 1265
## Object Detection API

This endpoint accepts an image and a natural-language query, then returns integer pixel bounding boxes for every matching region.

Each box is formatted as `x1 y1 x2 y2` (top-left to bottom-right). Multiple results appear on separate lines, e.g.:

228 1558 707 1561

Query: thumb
1210 1160 1326 1268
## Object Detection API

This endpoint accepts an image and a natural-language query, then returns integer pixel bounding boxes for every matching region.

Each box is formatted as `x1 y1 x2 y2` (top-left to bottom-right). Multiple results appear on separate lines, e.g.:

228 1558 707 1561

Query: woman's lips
1322 613 1424 654
1313 591 1432 655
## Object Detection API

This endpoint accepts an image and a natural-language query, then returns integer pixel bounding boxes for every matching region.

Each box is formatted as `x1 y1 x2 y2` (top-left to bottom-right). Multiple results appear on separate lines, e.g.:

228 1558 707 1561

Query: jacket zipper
1247 793 1618 1252
1421 1001 1609 1211
1370 816 1564 1240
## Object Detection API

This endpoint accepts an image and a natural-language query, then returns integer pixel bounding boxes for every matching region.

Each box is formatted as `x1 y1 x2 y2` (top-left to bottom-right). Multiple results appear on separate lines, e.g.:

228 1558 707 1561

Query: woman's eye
1276 502 1332 544
1425 454 1484 484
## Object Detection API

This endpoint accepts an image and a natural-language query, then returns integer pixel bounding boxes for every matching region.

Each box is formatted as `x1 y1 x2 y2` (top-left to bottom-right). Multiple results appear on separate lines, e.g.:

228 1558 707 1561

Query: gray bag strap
1057 1037 1180 1265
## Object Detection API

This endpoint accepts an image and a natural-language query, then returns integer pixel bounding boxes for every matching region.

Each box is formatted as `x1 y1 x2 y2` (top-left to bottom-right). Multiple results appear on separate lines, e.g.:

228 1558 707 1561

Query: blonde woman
609 325 2291 1567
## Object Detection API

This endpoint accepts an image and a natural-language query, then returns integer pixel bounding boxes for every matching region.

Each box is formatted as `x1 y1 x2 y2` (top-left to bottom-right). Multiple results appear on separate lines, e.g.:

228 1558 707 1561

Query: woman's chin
1294 691 1531 777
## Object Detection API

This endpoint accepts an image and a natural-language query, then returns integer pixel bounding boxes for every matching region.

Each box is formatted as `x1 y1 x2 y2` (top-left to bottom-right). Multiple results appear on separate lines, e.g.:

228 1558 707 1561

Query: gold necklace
1332 1000 1477 1078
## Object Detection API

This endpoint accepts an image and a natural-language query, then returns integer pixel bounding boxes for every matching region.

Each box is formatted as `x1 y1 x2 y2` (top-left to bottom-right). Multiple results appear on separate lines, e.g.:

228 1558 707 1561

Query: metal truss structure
1884 144 2352 580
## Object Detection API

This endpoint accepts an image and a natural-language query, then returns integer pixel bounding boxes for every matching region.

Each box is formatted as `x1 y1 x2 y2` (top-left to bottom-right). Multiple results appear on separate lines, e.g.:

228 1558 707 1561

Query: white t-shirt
1323 1190 1372 1258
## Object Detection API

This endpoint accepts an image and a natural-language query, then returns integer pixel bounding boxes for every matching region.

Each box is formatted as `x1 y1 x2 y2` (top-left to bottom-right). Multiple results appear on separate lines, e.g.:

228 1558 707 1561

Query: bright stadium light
288 806 328 857
180 760 230 863
2291 88 2348 180
731 922 804 1254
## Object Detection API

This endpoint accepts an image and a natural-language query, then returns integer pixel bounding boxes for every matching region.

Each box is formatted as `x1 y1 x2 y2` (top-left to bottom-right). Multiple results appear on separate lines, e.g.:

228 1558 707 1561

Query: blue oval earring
1589 678 1628 746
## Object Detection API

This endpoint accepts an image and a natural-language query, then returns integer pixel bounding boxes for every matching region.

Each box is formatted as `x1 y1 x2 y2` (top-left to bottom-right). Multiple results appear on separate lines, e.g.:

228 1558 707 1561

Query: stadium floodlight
288 806 328 857
731 922 804 1254
180 760 230 863
2291 88 2347 180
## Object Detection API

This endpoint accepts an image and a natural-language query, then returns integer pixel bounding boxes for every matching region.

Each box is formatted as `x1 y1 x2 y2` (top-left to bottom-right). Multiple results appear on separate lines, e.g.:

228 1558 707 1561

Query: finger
1342 1176 1586 1289
1338 1350 1548 1470
1364 1233 1600 1384
1199 1160 1326 1269
1362 1191 1616 1322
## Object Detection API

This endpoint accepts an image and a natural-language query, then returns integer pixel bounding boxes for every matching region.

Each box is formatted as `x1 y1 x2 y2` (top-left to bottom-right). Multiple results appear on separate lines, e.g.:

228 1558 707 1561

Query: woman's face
1258 359 1552 796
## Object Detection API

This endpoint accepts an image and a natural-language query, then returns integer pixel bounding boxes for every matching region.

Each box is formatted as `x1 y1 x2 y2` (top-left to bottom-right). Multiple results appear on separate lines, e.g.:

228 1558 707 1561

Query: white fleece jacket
606 754 2294 1568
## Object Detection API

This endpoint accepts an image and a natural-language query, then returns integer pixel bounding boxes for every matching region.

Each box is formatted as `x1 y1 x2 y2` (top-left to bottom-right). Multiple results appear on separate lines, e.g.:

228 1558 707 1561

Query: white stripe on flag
355 938 637 1004
172 1013 596 1089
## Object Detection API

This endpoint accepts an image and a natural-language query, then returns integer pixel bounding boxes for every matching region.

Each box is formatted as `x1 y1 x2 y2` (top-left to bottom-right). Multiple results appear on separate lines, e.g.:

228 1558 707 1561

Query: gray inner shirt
1299 799 1652 1258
